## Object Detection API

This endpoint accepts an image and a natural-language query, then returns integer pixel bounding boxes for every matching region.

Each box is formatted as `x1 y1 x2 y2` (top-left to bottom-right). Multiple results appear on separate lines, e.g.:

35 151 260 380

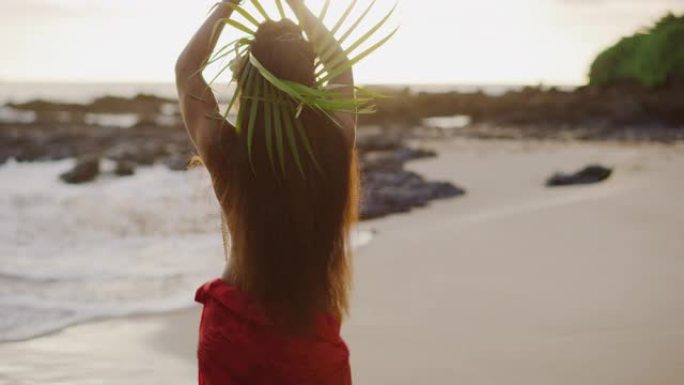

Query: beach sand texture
1 139 683 385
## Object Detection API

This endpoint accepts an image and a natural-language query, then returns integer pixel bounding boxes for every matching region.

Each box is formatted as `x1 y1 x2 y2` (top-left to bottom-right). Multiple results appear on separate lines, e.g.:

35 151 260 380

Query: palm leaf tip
263 83 276 173
224 62 251 121
313 0 359 57
317 2 398 77
272 91 286 174
246 76 262 170
293 112 321 173
200 0 398 176
224 2 261 27
282 102 305 176
319 0 331 21
275 0 286 19
320 26 399 84
225 19 256 35
250 0 270 20
236 65 257 132
331 0 358 34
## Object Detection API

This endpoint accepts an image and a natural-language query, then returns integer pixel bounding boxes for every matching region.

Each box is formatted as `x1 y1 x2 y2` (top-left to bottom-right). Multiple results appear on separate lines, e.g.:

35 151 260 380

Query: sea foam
0 159 370 341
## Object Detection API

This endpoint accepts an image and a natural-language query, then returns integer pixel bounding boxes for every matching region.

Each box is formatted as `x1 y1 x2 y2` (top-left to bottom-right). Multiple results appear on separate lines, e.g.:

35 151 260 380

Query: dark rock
362 151 405 171
114 160 136 177
9 93 176 115
358 84 684 141
164 156 190 171
546 165 613 187
356 134 403 153
351 140 465 219
109 142 167 166
361 168 466 220
1 118 465 219
60 156 100 184
426 182 467 199
361 147 437 172
394 147 437 162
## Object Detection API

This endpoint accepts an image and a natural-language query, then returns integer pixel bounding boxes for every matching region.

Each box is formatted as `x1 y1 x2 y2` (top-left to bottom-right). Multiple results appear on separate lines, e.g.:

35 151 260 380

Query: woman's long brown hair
207 20 359 334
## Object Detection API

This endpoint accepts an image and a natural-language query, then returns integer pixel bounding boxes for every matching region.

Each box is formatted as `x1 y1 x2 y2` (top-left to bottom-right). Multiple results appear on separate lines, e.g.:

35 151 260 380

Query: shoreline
2 138 683 384
0 227 377 345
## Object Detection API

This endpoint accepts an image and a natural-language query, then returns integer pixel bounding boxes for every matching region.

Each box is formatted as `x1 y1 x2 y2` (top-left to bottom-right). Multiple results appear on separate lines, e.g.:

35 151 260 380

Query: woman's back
201 17 358 335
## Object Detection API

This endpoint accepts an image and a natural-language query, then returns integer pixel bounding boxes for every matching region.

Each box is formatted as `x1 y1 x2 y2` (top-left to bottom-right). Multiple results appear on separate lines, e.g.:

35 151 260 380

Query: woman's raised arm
175 0 241 165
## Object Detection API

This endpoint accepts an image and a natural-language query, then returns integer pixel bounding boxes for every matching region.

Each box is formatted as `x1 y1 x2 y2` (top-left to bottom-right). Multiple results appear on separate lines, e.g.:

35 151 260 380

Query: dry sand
2 139 683 385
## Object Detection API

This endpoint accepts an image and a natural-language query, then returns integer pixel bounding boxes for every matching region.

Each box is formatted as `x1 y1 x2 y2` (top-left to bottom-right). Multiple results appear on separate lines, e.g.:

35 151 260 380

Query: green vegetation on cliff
589 13 684 87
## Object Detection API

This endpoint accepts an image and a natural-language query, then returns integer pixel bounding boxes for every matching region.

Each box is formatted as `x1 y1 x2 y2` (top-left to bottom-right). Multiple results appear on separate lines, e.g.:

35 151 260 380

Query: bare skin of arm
175 0 242 165
286 0 357 146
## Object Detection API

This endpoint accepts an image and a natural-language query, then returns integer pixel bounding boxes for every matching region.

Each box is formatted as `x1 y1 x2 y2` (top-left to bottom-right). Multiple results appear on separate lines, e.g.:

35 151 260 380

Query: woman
175 0 358 383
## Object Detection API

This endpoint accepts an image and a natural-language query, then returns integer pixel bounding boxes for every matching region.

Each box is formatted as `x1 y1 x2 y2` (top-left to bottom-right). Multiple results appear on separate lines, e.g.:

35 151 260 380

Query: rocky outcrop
361 84 684 142
6 84 684 143
114 160 136 177
8 94 176 115
361 166 465 219
0 121 466 220
0 122 194 170
358 135 466 219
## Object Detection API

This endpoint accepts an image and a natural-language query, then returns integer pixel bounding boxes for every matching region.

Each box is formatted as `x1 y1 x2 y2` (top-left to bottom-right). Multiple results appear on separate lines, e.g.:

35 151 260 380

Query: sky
0 0 682 86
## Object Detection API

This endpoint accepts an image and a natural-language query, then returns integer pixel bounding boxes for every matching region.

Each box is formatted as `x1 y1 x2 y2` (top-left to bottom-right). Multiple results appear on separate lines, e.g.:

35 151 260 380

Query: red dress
194 279 352 385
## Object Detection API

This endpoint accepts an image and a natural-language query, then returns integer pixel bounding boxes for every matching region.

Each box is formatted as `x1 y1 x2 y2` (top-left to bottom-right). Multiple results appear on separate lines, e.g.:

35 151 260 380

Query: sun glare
0 0 681 85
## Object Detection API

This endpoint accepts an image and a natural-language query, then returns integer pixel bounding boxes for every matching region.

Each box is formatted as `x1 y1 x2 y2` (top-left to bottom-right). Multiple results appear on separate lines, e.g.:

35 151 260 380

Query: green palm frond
191 38 242 78
272 89 286 174
282 101 305 176
316 4 398 83
249 0 270 20
318 0 377 63
249 53 369 114
224 2 261 28
202 0 397 177
225 19 256 35
332 0 359 34
224 60 251 120
338 0 379 45
293 108 322 173
202 39 250 80
235 65 257 133
319 0 331 21
263 82 276 173
314 0 358 57
275 0 286 19
318 27 399 85
246 76 262 171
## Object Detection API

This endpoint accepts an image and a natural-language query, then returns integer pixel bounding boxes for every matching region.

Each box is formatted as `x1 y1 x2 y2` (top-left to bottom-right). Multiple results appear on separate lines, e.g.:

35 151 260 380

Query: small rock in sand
114 160 136 177
546 165 613 187
60 156 100 184
165 156 190 171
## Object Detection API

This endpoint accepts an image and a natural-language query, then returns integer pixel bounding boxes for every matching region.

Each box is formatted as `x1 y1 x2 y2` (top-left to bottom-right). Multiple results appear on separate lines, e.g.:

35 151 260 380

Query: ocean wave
0 160 372 342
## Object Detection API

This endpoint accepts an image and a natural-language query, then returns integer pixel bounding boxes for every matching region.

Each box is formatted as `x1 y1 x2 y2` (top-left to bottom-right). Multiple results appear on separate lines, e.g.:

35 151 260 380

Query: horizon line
0 79 584 88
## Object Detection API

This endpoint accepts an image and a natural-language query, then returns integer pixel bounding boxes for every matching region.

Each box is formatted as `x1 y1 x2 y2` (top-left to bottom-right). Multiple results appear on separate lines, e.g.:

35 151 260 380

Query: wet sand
2 139 683 385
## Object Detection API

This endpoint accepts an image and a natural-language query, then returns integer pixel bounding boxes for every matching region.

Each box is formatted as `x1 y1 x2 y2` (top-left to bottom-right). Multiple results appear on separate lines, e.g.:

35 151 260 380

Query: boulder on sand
164 156 190 171
60 156 100 184
546 165 613 187
361 165 466 219
114 160 136 177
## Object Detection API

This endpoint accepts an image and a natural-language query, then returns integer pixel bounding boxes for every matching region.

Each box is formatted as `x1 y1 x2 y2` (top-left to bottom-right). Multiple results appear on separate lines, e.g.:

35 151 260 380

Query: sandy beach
2 138 683 385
